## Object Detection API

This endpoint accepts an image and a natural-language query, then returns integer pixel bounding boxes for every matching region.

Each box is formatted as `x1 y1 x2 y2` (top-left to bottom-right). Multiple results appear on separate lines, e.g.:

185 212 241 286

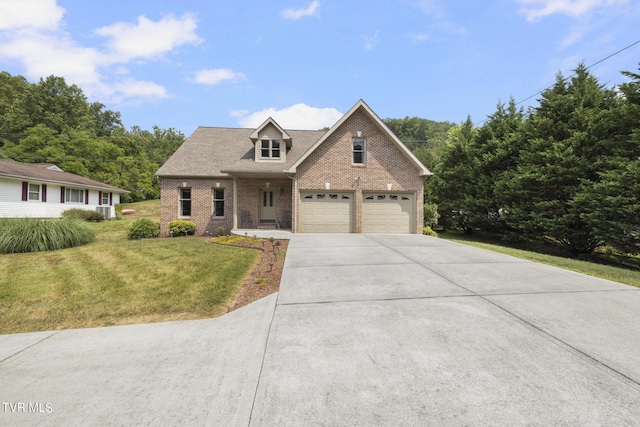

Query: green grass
439 231 640 288
0 200 261 334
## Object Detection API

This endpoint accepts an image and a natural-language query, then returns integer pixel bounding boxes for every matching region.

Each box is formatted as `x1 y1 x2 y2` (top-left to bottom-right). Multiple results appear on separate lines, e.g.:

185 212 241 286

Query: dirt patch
210 236 288 312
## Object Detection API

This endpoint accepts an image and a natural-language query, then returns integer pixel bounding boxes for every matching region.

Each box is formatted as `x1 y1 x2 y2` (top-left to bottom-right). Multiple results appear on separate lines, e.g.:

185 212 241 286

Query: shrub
128 218 160 240
168 220 196 237
62 208 104 222
215 226 229 236
0 218 95 254
423 226 438 237
423 203 440 228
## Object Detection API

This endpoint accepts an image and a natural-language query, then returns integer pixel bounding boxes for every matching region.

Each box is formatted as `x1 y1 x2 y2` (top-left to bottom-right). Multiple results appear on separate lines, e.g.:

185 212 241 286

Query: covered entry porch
223 171 294 232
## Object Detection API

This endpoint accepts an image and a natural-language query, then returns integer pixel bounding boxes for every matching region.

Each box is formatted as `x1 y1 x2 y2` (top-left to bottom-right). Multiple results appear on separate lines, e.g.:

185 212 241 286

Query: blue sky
1 0 639 135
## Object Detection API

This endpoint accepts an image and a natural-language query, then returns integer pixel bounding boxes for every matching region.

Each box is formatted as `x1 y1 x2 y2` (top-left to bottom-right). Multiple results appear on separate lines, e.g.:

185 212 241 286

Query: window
102 192 110 205
260 139 281 159
212 188 224 217
179 188 191 217
65 188 84 203
353 138 365 164
28 184 40 201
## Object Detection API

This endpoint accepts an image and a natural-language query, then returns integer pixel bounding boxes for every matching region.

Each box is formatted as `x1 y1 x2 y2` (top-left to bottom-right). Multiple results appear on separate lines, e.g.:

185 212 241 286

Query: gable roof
0 159 129 192
249 117 293 148
286 99 432 176
155 127 326 178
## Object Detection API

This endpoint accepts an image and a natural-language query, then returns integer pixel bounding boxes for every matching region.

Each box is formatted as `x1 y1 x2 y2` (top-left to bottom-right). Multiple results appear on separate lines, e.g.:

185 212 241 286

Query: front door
260 188 276 223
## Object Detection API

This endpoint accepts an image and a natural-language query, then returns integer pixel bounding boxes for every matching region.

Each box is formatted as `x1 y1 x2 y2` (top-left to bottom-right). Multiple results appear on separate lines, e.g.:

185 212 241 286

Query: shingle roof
0 159 129 192
155 127 326 177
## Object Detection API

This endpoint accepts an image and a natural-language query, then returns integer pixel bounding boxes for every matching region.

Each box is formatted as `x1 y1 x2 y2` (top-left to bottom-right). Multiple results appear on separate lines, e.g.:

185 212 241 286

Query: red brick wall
295 109 424 233
160 178 233 236
160 177 293 236
236 179 292 228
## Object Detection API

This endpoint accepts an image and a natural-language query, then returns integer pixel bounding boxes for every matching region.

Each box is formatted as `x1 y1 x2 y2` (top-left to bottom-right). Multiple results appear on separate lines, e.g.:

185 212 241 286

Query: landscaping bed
210 236 288 312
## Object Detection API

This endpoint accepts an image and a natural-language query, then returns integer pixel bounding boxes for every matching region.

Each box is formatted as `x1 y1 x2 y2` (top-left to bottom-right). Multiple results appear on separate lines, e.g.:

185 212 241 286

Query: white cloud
409 33 430 43
409 0 445 18
94 14 202 61
0 0 65 30
234 103 343 130
0 29 102 86
109 78 169 103
516 0 629 21
0 4 202 105
190 69 247 85
364 31 380 52
281 1 320 21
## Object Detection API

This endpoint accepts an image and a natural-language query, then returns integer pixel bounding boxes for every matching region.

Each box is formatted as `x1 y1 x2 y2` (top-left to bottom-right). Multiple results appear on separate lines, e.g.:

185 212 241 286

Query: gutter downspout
232 176 238 230
286 173 297 233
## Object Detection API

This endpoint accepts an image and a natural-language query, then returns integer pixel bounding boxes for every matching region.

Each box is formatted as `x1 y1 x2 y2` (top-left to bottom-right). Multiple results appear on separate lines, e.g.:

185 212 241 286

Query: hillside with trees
0 72 184 202
428 63 640 256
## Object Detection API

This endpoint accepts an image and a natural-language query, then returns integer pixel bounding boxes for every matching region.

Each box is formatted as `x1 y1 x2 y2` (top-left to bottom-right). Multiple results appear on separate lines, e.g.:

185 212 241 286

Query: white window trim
352 138 366 165
28 183 41 201
256 138 285 162
65 188 84 204
101 192 110 205
212 188 225 218
179 187 192 218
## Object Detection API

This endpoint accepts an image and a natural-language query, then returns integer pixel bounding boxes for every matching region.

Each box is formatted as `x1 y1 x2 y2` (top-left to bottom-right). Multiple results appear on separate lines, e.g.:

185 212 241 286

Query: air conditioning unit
96 206 111 220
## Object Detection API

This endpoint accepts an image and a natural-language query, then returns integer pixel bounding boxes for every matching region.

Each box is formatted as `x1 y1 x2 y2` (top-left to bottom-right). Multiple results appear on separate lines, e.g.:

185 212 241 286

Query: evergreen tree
496 64 621 254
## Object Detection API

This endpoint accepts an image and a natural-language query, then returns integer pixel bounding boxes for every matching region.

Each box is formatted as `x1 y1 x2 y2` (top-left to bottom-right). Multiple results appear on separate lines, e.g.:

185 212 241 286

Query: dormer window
250 118 291 163
261 139 281 159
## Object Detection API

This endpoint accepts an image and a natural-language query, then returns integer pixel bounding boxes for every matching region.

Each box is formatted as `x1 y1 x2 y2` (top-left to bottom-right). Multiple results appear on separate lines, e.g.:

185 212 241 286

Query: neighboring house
156 99 431 236
0 159 129 219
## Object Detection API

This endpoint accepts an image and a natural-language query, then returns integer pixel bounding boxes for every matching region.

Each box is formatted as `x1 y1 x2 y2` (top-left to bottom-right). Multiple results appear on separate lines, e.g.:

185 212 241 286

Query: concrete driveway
2 234 640 426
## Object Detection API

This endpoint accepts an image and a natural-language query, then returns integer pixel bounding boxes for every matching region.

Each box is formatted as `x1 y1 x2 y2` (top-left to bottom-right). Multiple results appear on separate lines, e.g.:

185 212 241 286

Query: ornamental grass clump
0 218 95 254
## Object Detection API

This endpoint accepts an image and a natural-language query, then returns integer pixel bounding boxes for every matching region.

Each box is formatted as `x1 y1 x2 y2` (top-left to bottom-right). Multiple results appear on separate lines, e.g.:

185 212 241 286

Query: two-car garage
299 191 415 234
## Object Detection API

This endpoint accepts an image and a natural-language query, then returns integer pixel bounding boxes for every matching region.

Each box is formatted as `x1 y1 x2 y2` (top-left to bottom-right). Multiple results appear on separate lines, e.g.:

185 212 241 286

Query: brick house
156 100 431 236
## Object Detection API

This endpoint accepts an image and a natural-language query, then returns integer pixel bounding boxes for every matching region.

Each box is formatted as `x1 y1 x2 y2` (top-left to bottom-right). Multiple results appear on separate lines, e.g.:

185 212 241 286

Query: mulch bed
209 236 288 312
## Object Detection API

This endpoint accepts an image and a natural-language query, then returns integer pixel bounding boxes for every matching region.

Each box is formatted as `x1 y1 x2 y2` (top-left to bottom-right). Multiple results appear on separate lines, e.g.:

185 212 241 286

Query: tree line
0 72 184 202
2 66 638 256
393 63 639 256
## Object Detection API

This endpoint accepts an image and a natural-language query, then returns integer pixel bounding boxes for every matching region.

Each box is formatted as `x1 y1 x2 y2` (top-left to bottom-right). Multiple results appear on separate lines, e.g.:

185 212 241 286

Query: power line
474 39 640 126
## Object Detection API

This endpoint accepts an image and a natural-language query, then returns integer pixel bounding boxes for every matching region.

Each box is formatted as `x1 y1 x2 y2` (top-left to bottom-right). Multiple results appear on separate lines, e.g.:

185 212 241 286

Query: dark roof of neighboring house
155 127 327 178
0 159 129 192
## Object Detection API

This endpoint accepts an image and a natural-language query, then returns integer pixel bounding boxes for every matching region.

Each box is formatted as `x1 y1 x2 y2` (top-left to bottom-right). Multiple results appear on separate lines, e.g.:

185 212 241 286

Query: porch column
232 176 238 230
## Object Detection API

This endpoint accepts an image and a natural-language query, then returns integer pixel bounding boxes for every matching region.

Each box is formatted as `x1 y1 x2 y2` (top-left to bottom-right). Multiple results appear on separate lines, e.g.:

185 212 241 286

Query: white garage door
299 192 353 233
362 193 414 233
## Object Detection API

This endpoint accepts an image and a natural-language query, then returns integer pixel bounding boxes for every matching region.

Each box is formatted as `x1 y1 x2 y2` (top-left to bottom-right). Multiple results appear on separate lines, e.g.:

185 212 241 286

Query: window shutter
60 186 65 203
98 191 102 205
85 189 89 205
42 184 47 202
22 182 28 201
110 192 113 206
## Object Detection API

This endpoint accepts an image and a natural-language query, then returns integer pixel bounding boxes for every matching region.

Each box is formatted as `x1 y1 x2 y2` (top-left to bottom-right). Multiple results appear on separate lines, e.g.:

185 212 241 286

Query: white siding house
0 159 128 219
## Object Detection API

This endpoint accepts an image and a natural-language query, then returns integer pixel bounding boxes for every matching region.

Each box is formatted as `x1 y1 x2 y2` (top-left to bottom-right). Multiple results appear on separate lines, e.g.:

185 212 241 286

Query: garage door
299 192 353 233
362 193 413 233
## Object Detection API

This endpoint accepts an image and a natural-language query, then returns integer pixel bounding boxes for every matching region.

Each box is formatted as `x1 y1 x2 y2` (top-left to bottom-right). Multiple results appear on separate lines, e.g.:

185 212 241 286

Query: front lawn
0 200 260 334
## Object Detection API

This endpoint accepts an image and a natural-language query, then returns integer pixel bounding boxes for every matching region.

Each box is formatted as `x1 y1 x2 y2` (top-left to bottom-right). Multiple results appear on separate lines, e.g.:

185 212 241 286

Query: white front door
260 188 276 223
